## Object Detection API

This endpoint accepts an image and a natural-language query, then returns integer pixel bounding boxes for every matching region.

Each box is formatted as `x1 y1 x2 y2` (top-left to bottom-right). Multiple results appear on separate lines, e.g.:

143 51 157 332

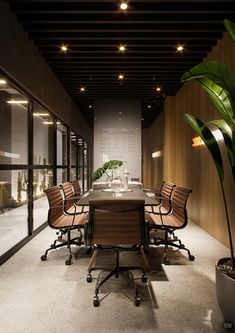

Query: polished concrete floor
0 221 234 333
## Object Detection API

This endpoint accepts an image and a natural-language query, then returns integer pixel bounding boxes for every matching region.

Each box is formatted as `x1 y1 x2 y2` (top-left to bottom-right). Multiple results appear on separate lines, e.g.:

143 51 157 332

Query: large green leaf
91 160 123 182
184 113 224 181
181 61 235 118
197 77 234 127
224 19 235 44
103 160 123 170
208 119 235 180
91 167 106 182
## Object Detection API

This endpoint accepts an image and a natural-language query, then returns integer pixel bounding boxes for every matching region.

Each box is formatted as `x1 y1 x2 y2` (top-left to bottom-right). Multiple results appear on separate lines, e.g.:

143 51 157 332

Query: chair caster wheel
189 255 195 261
141 275 147 283
41 255 47 261
65 257 72 265
135 296 140 307
224 320 233 329
87 248 92 254
93 296 100 307
86 274 92 283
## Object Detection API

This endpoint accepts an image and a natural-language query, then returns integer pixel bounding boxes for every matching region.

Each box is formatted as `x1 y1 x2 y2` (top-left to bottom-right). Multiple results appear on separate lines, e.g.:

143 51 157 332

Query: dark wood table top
79 188 157 206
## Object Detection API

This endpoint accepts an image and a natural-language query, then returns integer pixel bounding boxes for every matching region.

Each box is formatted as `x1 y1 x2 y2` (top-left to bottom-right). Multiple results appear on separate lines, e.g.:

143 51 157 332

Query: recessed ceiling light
80 86 86 93
120 2 128 10
60 44 68 52
0 79 7 85
118 74 124 80
156 87 161 92
147 105 151 109
42 121 60 125
176 44 184 52
89 105 92 109
7 100 28 104
33 112 49 116
119 44 126 52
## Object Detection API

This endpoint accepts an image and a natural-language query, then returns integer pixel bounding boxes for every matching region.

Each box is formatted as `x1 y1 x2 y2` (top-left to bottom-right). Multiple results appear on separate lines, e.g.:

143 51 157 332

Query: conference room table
78 188 157 206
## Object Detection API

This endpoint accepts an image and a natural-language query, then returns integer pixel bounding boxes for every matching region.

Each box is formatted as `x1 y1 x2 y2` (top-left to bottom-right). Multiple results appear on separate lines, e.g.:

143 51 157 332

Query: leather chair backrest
88 199 146 245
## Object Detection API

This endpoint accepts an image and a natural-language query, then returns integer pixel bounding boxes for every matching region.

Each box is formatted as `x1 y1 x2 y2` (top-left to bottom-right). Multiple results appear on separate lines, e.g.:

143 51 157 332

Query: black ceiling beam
15 13 235 23
35 40 217 46
8 1 235 11
6 0 232 128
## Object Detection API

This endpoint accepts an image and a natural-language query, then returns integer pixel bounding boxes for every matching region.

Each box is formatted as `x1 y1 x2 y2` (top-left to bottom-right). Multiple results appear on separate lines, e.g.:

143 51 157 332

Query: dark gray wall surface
0 0 92 143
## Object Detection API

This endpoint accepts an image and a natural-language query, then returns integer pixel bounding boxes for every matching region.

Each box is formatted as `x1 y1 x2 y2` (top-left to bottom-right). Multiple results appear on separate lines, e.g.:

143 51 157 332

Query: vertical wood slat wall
144 32 235 248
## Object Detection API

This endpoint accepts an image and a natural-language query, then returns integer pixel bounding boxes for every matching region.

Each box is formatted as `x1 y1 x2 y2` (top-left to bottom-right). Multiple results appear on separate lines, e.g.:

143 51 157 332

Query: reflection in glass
57 168 67 184
71 132 76 166
33 168 53 199
57 123 67 165
78 137 83 166
78 167 83 190
33 168 53 230
0 170 28 255
84 142 88 167
84 167 88 191
70 167 76 181
33 103 53 165
0 85 28 165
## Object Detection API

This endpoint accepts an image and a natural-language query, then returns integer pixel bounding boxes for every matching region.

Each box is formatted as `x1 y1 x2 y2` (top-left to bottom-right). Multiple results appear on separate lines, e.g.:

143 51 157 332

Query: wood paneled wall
143 112 165 188
143 32 235 247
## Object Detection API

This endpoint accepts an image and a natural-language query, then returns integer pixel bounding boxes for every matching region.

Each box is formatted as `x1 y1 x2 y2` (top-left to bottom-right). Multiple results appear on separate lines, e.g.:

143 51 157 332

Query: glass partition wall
0 73 91 263
70 133 90 192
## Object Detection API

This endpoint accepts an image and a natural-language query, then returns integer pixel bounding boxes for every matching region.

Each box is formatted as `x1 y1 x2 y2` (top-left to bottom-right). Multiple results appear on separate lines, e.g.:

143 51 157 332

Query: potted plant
181 19 235 328
91 160 123 184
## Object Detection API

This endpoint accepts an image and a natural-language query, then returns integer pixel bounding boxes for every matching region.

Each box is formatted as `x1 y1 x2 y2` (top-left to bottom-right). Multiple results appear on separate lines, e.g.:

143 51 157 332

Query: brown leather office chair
146 186 194 264
60 181 88 213
71 179 82 196
86 198 149 307
41 185 88 265
145 181 175 214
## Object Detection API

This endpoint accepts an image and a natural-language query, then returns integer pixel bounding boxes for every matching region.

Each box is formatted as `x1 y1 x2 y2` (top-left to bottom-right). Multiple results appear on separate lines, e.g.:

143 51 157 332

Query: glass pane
84 142 88 167
57 168 67 184
57 123 67 165
84 167 88 191
33 168 53 230
78 138 83 166
78 167 83 190
33 103 53 165
0 80 28 165
70 132 76 166
33 168 53 199
70 167 76 181
0 170 28 255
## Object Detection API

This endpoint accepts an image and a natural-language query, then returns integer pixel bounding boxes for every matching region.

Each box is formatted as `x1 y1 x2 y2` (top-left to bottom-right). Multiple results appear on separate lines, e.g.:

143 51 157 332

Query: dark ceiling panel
4 0 235 128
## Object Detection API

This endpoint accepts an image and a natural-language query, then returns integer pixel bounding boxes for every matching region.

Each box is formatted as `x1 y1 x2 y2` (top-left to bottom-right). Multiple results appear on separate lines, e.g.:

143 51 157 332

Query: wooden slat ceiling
5 0 235 128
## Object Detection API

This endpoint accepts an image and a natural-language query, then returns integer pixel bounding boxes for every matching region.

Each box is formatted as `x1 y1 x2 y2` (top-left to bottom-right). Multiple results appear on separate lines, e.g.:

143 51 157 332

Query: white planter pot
216 258 235 328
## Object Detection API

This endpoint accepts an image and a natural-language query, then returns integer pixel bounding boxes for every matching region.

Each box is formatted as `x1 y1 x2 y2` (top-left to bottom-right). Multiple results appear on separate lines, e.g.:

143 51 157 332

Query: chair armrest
145 206 171 215
143 188 154 192
64 203 88 215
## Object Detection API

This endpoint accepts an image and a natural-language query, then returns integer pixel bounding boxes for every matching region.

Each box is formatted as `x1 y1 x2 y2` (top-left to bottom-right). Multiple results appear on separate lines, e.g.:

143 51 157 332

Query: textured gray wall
94 99 141 180
0 0 92 143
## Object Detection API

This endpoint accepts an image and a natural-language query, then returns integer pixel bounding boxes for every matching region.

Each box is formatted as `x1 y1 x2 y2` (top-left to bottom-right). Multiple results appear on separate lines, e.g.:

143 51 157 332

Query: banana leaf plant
181 19 235 272
91 160 123 182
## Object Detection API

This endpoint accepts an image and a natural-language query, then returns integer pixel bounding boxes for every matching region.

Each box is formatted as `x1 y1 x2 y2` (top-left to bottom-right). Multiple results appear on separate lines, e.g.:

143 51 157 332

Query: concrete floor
0 221 234 333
